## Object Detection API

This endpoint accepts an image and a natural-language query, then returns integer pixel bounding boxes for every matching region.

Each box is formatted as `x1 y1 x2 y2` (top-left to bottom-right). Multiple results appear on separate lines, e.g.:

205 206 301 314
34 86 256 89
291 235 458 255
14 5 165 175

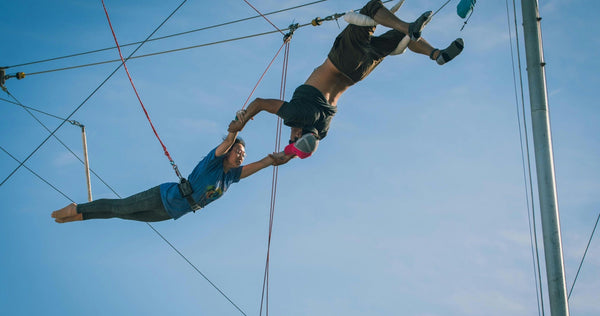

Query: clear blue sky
1 0 598 315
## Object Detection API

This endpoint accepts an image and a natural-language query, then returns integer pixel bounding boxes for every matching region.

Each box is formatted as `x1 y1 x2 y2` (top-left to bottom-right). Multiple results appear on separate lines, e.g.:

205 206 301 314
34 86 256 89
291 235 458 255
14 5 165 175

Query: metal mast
520 0 570 315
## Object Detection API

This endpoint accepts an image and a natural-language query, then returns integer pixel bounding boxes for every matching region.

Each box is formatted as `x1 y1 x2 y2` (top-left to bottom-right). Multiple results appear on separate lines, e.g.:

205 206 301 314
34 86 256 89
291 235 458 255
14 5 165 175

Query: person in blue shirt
51 128 292 223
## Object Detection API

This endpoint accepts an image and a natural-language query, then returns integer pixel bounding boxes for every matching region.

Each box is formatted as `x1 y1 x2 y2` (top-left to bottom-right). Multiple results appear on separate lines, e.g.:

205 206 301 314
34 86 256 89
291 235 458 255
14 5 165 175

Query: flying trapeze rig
1 1 482 316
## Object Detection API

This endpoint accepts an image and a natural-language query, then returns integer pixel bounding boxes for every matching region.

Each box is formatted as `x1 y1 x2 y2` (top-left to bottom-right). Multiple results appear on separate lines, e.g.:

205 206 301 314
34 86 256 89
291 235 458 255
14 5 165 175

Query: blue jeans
77 186 172 222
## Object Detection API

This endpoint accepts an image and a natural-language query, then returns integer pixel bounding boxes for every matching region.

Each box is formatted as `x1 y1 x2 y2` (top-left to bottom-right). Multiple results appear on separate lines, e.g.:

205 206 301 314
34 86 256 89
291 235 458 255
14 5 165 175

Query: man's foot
408 11 432 41
435 38 464 65
51 203 77 219
55 213 83 223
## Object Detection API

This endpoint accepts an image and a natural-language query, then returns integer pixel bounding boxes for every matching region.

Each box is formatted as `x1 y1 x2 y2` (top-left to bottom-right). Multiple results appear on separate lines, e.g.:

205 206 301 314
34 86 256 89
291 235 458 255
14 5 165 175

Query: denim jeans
77 186 172 222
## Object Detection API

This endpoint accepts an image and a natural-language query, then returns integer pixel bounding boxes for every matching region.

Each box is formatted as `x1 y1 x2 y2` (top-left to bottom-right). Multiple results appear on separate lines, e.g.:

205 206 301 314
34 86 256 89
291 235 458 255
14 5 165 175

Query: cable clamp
283 23 299 43
1 68 26 90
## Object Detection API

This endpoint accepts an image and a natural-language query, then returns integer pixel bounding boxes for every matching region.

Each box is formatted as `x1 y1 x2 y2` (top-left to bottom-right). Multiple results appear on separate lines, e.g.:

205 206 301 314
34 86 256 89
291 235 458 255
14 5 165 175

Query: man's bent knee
360 0 385 18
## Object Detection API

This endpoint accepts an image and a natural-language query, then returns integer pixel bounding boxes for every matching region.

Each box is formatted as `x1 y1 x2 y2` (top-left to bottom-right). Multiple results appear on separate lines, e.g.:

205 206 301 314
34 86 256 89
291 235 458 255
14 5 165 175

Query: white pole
81 125 93 202
520 0 569 315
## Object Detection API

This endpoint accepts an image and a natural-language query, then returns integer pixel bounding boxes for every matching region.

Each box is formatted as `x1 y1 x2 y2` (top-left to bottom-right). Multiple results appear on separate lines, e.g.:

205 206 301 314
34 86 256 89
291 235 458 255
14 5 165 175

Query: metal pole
81 125 93 202
520 0 569 315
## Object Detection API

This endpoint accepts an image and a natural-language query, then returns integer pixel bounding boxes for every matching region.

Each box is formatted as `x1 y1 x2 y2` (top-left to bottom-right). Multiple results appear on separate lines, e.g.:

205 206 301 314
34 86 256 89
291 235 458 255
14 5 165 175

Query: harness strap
178 178 202 212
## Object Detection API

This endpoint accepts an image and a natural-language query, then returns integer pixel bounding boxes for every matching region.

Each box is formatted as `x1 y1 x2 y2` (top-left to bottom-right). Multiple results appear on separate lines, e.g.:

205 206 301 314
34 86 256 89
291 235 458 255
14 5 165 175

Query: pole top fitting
69 120 84 127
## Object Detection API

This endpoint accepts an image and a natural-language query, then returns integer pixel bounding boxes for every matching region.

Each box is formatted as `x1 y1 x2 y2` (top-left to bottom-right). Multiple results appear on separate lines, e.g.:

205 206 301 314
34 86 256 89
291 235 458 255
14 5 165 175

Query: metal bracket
0 68 26 91
283 23 299 43
0 68 6 89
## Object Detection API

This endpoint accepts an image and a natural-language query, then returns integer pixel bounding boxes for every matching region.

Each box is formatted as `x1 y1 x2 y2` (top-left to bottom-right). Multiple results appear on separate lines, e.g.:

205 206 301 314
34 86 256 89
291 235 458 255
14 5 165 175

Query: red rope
101 0 178 173
241 42 287 110
260 40 290 316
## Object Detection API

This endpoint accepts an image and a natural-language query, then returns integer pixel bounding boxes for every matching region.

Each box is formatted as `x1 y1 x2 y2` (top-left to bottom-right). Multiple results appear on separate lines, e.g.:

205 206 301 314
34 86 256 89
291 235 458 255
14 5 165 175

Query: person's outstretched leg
51 186 170 223
408 37 464 65
371 1 431 41
432 39 464 65
229 98 284 133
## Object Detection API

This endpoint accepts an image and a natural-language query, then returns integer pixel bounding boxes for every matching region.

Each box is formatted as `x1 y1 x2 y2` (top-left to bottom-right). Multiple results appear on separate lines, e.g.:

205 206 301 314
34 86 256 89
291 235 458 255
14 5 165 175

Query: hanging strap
101 0 180 176
178 178 201 211
101 1 202 211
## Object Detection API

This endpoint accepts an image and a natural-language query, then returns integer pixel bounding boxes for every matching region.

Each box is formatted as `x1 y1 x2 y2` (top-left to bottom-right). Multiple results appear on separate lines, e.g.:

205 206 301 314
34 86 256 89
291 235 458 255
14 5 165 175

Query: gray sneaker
408 11 432 41
436 38 464 65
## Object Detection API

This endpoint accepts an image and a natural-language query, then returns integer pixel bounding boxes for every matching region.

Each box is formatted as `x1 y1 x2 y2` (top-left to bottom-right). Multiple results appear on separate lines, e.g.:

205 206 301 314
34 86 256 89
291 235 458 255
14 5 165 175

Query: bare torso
304 58 355 107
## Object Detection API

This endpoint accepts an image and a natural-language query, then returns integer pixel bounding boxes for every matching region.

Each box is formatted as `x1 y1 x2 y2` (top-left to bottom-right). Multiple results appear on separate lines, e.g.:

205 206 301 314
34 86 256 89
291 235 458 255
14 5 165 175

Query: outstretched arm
289 127 302 143
240 152 294 179
215 130 238 157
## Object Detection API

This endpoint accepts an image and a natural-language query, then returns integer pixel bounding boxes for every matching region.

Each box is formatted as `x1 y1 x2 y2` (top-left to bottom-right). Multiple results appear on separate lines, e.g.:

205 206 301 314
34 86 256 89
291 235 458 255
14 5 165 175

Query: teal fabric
457 0 476 19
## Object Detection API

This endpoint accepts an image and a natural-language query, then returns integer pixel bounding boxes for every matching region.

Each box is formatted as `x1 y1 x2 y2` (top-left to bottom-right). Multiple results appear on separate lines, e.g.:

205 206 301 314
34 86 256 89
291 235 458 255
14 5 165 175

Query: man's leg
229 98 284 133
371 1 431 41
408 37 464 65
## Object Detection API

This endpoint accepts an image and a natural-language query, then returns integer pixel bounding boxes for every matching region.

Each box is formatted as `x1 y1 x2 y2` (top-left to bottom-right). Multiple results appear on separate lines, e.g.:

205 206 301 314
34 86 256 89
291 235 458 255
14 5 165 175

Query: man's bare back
304 58 354 107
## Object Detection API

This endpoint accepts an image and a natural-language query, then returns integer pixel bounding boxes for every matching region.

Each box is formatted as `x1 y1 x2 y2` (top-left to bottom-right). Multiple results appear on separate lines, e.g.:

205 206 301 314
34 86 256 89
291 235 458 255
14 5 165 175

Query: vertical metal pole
81 125 93 202
520 0 569 315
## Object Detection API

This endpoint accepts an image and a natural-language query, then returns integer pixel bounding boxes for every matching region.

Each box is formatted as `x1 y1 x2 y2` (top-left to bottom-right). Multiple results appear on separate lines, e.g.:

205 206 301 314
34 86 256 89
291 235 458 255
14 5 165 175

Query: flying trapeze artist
228 0 464 158
51 127 292 223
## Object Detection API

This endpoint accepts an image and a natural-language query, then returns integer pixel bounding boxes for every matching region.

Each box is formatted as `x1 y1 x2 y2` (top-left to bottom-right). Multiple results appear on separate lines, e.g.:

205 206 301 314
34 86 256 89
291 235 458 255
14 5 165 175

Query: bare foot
55 213 83 223
51 203 77 219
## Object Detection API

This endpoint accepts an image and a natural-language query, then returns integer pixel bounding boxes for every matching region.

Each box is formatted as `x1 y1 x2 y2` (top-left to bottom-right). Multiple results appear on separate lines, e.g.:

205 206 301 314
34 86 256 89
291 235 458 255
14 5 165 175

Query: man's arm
240 152 294 179
289 127 302 143
215 130 238 157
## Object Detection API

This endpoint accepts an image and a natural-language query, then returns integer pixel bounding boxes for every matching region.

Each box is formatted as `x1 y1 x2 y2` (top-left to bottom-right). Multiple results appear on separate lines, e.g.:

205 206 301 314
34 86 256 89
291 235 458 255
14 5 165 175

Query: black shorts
276 85 337 140
327 0 406 83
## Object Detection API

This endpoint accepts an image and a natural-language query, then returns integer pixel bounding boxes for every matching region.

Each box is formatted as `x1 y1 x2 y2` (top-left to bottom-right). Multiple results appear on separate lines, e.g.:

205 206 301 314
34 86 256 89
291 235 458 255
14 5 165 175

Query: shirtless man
228 0 464 159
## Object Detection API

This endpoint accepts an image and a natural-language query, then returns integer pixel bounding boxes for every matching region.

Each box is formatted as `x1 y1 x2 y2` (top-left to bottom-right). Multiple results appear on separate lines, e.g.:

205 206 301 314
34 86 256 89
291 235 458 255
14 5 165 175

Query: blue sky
1 0 598 315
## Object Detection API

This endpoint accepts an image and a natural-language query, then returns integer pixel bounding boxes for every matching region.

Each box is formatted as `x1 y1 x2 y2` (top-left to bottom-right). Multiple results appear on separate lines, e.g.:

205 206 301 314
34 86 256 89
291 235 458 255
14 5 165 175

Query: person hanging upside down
228 0 464 159
51 129 292 223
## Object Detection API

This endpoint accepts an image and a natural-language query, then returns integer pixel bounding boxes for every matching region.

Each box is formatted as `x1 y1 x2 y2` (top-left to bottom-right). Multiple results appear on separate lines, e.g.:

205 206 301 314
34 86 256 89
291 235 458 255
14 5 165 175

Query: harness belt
178 178 202 212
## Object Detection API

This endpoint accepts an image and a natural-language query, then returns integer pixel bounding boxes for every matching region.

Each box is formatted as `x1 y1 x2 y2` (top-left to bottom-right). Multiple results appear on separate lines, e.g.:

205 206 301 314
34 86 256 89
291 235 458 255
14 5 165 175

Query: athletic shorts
276 85 337 140
327 0 406 83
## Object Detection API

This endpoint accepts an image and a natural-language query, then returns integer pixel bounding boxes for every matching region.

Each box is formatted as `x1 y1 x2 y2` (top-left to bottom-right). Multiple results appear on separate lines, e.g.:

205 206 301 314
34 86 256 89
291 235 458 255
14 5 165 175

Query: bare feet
51 203 82 223
55 213 83 223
